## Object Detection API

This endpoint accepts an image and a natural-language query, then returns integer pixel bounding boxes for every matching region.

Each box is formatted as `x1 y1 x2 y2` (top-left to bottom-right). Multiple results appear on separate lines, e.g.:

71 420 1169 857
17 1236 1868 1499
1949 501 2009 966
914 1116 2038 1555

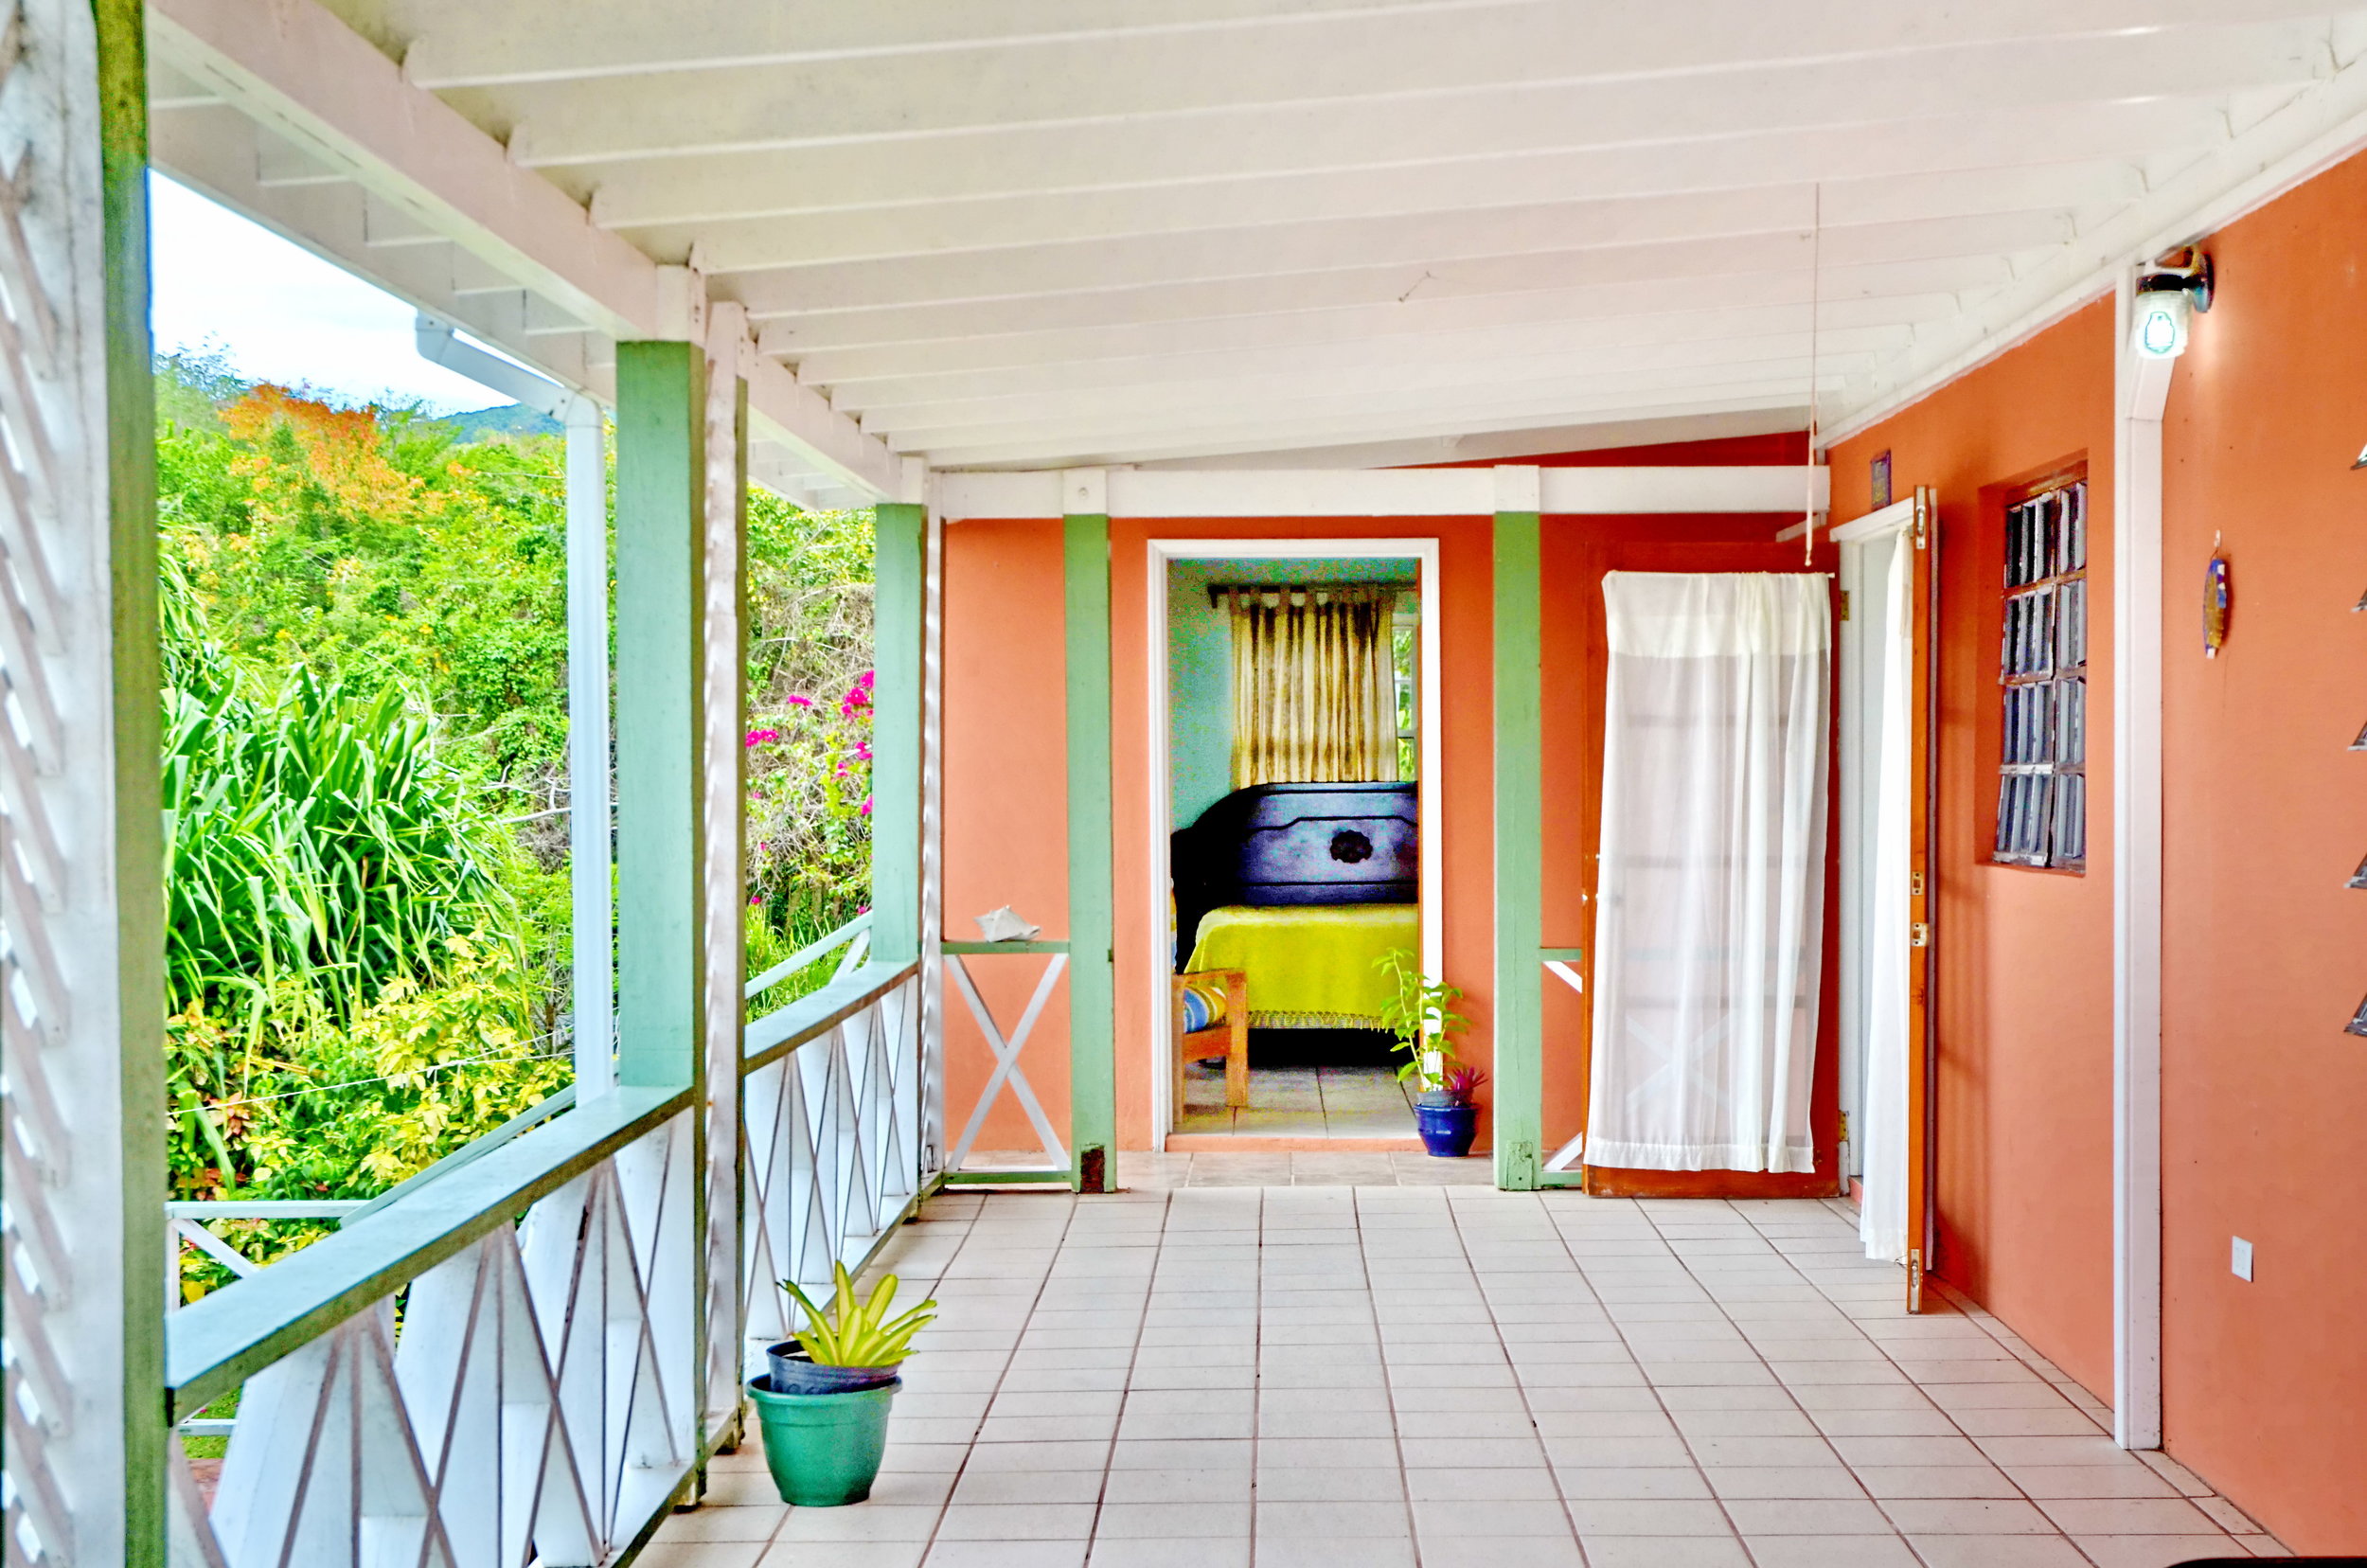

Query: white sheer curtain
1857 532 1913 1260
1585 572 1831 1173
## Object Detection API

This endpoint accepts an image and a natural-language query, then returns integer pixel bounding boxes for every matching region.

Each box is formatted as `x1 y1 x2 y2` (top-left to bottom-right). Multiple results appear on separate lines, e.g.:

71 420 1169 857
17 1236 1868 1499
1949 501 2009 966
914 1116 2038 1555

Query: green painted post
613 342 707 1093
871 503 925 965
1493 510 1544 1191
1064 512 1117 1192
99 0 168 1556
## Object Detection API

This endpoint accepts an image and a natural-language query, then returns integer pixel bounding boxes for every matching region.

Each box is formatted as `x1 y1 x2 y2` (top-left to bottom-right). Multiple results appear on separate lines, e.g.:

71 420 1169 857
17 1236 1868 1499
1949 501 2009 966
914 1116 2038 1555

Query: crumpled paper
972 906 1041 942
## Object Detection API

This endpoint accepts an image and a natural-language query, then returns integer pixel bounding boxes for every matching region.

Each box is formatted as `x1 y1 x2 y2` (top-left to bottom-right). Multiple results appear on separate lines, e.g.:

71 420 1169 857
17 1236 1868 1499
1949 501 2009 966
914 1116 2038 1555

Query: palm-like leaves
778 1264 937 1368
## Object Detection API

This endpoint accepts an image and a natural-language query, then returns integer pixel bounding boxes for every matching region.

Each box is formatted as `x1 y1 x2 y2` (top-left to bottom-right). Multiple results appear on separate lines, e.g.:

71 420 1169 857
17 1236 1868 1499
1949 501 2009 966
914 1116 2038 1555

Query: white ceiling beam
714 205 2072 320
739 239 2029 352
633 155 2149 275
1137 407 1807 472
777 277 1956 388
934 462 1825 522
146 0 902 499
393 0 2344 90
902 366 1860 466
1827 30 2367 439
825 310 1918 413
586 96 2222 234
934 391 1822 470
846 330 1894 437
496 18 2331 169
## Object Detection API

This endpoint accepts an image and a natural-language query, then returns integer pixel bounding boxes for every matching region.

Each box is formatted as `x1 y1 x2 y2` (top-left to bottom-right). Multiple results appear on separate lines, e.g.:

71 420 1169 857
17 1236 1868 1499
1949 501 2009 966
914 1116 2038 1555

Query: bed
1171 781 1419 1030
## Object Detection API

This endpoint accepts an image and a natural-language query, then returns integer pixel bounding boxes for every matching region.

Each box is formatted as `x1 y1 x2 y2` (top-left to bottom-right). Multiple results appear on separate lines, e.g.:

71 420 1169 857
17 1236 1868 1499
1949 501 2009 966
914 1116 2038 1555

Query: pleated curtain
1228 585 1398 790
1585 571 1831 1173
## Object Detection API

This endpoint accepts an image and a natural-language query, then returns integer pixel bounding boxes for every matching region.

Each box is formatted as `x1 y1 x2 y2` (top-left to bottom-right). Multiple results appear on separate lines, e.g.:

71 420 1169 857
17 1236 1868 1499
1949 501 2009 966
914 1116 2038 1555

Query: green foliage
779 1264 936 1368
1374 948 1469 1090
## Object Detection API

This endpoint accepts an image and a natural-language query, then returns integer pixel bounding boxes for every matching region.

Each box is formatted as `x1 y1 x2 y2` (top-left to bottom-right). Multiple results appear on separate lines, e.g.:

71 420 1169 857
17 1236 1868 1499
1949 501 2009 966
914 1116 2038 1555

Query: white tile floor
644 1163 2284 1568
1174 1062 1418 1139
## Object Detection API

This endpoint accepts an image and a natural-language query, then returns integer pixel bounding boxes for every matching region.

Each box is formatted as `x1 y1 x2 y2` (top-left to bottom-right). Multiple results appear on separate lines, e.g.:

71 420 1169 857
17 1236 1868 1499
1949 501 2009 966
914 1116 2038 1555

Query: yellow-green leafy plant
778 1264 937 1368
1374 946 1469 1091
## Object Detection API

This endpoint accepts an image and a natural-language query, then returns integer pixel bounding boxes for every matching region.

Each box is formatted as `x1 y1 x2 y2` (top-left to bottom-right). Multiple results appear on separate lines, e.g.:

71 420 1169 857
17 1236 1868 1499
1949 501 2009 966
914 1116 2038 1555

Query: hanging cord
1804 182 1822 566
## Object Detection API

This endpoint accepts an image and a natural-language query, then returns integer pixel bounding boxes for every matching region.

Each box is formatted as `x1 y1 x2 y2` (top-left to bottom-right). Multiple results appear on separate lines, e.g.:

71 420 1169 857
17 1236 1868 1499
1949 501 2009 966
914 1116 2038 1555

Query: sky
148 172 512 415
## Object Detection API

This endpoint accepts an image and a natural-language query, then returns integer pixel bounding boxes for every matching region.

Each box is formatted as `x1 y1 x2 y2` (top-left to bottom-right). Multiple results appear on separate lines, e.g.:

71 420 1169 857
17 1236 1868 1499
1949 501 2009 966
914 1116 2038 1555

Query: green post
871 503 925 965
1493 510 1544 1190
613 342 707 1093
1064 512 1116 1192
100 0 168 1556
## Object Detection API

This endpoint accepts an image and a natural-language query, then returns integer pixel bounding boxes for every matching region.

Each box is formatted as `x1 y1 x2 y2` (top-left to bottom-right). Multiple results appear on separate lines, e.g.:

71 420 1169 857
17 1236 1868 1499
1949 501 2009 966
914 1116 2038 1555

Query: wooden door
1903 487 1939 1311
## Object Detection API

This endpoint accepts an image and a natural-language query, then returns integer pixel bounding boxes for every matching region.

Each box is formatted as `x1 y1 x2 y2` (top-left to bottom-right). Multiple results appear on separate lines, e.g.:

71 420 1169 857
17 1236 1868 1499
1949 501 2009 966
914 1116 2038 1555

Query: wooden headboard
1170 781 1417 970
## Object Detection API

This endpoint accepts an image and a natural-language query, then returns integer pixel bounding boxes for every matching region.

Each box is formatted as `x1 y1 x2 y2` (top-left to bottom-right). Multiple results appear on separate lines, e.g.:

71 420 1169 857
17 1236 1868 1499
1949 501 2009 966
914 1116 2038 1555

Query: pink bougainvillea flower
785 694 814 708
743 728 780 747
859 799 872 815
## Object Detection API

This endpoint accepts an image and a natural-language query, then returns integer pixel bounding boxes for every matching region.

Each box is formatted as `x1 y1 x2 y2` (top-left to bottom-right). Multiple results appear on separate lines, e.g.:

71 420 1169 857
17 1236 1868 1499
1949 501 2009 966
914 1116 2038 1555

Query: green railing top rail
940 939 1071 954
745 911 871 1002
743 956 920 1073
165 1083 691 1416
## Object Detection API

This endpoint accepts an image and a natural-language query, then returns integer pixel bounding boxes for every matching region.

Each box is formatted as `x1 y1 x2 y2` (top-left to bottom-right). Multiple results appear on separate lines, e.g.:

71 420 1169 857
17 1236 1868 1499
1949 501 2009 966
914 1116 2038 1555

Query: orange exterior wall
2152 153 2367 1553
1827 301 2120 1404
1827 147 2367 1550
939 519 1074 1157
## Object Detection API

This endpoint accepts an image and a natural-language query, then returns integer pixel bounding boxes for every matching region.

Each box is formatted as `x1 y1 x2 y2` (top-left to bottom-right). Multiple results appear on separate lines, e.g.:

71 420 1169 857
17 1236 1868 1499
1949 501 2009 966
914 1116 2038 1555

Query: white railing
162 913 934 1567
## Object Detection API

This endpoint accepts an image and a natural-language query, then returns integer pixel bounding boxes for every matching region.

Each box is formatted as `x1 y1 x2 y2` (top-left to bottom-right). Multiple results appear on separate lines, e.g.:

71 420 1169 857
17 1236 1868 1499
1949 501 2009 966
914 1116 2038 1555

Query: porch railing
163 914 933 1567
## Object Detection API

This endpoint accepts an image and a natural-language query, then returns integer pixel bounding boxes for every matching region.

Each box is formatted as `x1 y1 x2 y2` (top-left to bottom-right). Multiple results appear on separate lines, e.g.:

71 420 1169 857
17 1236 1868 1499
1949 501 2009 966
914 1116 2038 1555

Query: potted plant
747 1263 935 1506
1375 949 1483 1157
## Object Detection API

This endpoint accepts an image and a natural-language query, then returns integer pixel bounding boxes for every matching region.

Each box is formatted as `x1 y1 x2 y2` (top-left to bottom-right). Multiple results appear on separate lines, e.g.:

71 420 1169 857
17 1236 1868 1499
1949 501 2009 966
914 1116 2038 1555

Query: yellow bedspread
1184 903 1419 1028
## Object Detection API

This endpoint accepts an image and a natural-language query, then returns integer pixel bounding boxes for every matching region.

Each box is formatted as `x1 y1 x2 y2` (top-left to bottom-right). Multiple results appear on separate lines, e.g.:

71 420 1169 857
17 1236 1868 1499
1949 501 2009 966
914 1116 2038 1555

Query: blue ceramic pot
1415 1100 1477 1158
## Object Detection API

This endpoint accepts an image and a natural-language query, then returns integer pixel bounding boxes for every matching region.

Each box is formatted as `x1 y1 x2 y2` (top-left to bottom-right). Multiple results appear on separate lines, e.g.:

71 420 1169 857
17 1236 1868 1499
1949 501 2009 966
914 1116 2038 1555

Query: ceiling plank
583 96 2222 232
491 18 2329 168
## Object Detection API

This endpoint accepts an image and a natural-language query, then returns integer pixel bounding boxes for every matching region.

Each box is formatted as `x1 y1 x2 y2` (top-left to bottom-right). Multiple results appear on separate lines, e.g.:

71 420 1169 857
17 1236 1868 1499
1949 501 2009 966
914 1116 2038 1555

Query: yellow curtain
1228 585 1398 789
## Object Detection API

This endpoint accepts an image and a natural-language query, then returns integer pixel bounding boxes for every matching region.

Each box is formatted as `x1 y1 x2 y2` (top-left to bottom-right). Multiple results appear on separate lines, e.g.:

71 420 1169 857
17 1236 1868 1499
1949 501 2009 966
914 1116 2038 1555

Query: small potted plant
1375 949 1483 1157
747 1263 935 1506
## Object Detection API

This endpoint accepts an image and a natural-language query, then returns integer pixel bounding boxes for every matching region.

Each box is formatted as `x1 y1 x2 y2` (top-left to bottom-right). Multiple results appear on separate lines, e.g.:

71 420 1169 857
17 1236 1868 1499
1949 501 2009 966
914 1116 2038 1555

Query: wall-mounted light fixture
2132 250 2213 360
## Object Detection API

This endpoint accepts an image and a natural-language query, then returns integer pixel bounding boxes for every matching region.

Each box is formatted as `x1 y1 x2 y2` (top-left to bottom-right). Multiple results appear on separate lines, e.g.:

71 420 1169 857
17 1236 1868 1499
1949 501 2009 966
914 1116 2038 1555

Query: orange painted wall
1824 145 2367 1549
1109 517 1499 1150
939 519 1074 1158
1827 302 2120 1402
2150 153 2367 1553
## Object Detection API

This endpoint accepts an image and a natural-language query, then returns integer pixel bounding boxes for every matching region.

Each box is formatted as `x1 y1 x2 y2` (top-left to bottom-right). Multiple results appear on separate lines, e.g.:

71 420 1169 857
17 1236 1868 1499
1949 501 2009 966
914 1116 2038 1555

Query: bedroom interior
1162 554 1429 1142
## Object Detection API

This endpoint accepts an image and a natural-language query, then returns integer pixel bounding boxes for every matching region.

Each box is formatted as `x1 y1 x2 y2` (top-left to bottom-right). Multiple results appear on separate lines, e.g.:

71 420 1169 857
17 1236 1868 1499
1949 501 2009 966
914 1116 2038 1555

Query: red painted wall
2151 153 2367 1553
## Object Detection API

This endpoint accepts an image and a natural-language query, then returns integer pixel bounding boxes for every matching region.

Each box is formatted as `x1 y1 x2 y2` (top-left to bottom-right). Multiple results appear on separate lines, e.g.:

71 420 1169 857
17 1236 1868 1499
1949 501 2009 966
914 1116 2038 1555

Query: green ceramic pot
747 1375 900 1506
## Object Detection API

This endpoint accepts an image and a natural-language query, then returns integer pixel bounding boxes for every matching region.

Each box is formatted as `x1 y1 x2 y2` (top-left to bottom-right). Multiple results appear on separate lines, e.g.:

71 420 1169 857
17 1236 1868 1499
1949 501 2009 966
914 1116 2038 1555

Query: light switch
2231 1237 2254 1282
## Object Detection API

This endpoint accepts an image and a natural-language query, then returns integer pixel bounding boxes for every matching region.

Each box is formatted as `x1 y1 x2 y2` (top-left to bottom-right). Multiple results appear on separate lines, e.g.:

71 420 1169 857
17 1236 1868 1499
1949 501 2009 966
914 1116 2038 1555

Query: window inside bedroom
1992 475 2089 872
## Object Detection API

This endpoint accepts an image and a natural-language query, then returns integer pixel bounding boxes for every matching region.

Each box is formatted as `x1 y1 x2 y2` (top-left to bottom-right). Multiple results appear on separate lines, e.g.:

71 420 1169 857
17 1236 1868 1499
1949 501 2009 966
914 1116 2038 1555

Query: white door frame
1832 498 1917 1200
1144 537 1443 1146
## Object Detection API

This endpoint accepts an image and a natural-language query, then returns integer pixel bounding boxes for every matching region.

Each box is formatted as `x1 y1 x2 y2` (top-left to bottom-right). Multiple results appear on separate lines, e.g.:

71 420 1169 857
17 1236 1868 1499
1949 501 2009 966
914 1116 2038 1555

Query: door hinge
1910 921 1932 948
1838 589 1851 621
1837 1112 1850 1142
1912 491 1930 550
1907 1248 1925 1312
1910 871 1925 897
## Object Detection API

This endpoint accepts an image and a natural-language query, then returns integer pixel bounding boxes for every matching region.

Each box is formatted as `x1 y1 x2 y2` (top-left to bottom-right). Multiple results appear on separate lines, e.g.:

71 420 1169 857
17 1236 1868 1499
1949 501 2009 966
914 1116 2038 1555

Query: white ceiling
151 0 2367 476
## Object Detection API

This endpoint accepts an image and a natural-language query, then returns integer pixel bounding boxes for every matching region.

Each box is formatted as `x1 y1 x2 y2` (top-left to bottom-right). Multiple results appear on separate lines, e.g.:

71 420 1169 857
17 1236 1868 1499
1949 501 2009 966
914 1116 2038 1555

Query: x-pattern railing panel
183 1111 696 1568
739 963 924 1377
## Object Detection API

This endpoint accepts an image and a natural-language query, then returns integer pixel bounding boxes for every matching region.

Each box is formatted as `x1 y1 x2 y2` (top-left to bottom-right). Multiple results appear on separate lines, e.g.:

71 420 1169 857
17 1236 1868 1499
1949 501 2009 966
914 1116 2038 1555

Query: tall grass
162 556 516 1037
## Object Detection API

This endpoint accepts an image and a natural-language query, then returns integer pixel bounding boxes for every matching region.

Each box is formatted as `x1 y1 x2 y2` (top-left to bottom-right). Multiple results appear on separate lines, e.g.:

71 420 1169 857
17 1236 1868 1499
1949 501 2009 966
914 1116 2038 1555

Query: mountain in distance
436 401 562 440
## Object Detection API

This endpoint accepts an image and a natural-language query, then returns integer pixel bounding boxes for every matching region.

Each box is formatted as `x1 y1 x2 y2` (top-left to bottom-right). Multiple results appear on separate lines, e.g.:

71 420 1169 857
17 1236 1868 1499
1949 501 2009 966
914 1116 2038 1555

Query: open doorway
1145 541 1441 1145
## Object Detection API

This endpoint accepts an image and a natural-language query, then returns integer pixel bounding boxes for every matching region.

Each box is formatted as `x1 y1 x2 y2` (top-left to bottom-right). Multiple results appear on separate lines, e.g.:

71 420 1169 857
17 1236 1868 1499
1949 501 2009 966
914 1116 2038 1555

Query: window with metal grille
1993 477 2089 871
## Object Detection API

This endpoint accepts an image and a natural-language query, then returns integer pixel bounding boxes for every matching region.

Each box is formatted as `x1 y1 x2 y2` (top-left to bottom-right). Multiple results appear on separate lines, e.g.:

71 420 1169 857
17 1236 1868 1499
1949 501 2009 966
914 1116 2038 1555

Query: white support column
701 303 751 1433
921 508 946 1174
0 1 168 1561
2112 273 2170 1452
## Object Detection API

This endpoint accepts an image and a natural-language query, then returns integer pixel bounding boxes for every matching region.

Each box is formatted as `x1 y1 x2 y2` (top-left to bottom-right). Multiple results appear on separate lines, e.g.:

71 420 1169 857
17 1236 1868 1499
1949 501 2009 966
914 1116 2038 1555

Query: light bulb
2132 290 2191 359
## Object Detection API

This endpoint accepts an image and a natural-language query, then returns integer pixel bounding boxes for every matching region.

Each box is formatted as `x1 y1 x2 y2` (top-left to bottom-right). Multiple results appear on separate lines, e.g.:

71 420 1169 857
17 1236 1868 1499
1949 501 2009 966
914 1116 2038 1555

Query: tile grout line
1352 1184 1427 1566
1081 1187 1171 1568
915 1191 1081 1568
1450 1185 1598 1568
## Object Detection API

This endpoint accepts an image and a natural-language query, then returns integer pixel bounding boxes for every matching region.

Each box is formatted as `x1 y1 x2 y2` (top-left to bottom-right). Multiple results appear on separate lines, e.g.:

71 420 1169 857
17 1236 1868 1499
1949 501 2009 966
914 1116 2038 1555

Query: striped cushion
1179 976 1229 1033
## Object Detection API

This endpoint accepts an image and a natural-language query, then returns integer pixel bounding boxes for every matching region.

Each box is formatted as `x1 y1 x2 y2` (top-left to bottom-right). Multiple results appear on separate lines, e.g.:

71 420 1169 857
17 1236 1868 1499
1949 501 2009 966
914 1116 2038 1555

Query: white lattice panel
0 1 141 1563
182 1114 696 1568
740 973 922 1377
